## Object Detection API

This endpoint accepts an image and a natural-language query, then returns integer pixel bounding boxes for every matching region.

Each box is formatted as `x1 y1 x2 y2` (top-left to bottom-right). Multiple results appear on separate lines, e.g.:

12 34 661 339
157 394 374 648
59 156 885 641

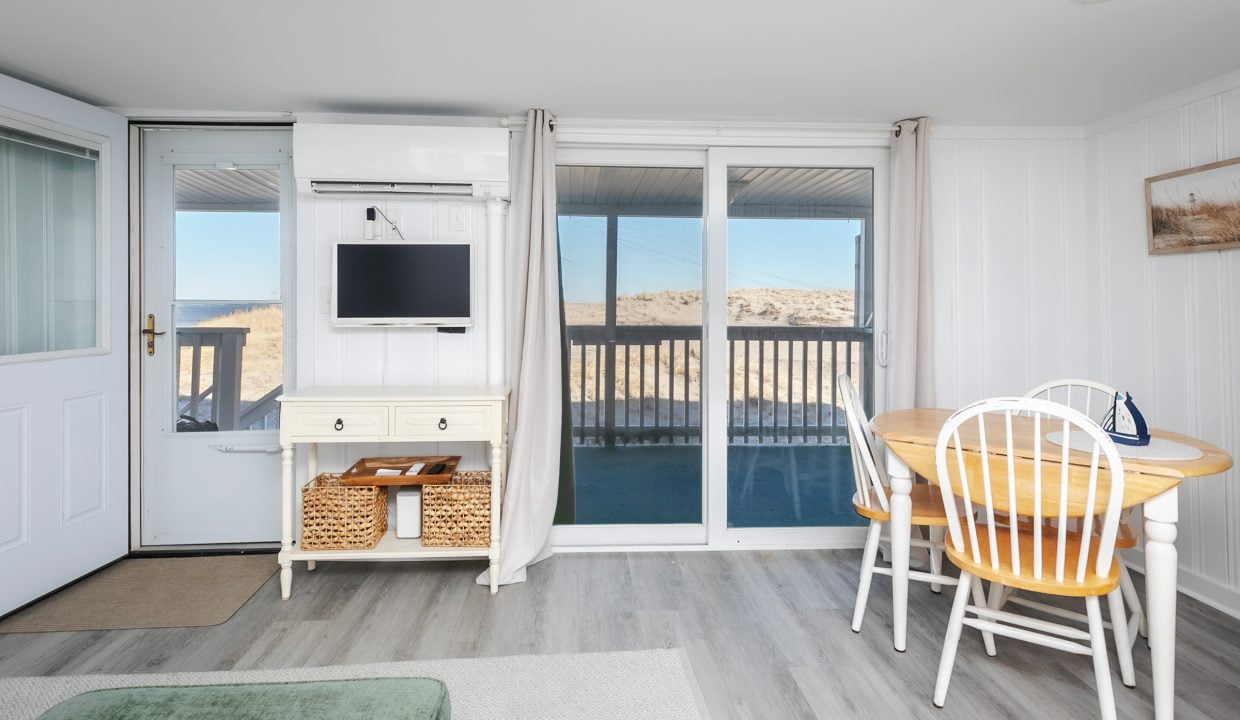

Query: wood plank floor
1 550 1238 719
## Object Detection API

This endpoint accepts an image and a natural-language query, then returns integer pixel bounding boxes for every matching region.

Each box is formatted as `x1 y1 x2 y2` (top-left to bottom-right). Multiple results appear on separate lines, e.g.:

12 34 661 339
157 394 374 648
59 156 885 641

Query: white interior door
0 81 128 615
139 127 293 547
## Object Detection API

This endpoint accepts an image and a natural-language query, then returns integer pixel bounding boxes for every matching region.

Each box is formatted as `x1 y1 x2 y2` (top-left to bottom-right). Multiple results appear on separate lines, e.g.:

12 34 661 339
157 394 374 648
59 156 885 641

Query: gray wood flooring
1 550 1238 719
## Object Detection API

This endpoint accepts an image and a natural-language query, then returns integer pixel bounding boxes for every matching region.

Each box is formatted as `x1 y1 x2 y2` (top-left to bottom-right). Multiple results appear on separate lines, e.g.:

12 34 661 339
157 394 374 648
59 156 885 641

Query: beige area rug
0 649 711 720
0 555 276 633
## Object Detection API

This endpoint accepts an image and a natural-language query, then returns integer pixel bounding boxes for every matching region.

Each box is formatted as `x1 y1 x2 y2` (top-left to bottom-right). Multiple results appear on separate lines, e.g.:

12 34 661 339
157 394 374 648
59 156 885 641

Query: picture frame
1145 156 1240 255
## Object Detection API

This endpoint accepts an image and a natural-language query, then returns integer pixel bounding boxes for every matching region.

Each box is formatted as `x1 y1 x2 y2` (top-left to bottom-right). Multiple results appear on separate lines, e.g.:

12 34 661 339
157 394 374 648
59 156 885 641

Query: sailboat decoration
1101 392 1150 446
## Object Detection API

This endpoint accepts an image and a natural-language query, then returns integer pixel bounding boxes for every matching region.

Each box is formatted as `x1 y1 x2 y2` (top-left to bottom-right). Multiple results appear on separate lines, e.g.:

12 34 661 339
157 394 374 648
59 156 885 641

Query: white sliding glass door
552 144 887 548
552 148 708 546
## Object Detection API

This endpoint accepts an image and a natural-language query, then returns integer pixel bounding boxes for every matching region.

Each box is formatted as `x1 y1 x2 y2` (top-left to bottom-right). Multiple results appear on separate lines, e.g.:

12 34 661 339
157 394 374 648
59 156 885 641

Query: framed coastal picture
1146 156 1240 255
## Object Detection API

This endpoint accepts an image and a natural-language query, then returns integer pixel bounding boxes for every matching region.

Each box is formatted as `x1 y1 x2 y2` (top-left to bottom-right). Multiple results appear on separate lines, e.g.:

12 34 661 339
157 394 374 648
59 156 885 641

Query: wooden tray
339 455 462 486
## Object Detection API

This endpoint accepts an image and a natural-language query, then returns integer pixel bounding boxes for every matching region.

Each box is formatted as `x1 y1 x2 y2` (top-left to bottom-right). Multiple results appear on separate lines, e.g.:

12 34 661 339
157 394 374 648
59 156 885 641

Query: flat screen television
333 243 472 327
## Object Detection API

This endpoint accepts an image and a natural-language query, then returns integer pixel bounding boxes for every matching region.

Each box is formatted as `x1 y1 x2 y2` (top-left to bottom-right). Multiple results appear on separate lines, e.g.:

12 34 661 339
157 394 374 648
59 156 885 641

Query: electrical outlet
384 209 404 238
449 204 467 232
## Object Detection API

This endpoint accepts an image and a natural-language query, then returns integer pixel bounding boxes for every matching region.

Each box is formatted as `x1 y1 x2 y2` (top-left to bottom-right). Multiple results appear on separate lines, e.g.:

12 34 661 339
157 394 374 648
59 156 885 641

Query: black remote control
424 462 447 475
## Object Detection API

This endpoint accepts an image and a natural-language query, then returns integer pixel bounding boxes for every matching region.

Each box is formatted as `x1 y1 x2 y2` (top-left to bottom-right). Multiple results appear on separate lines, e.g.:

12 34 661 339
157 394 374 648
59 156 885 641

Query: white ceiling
2 1 1239 125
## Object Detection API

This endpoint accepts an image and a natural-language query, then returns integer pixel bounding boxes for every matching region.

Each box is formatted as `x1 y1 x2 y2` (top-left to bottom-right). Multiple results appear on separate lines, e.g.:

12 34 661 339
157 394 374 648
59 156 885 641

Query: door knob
142 314 167 356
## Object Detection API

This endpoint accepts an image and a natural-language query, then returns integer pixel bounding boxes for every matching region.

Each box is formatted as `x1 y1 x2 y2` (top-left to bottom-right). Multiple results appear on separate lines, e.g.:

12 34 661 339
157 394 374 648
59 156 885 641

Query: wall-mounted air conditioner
292 123 509 199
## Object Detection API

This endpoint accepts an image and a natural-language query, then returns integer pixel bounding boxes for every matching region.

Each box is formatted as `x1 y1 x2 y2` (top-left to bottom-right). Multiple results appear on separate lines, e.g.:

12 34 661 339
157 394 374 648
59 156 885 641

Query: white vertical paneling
979 141 1030 395
1027 140 1068 384
1145 109 1199 571
1100 124 1152 394
295 193 499 472
928 138 958 405
929 136 1085 407
0 405 29 554
1094 87 1240 611
941 139 986 404
934 102 1240 613
1223 88 1240 592
934 82 1240 612
1062 141 1092 377
60 391 107 526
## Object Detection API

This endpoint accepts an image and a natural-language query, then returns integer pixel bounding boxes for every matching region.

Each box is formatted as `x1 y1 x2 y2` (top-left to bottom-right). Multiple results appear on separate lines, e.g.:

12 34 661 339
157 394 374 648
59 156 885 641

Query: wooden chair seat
1115 520 1139 550
853 483 950 526
945 525 1120 597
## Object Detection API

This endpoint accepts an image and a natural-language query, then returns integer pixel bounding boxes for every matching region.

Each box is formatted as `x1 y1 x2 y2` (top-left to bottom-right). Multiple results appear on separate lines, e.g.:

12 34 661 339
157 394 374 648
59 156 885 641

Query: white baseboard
1125 553 1240 621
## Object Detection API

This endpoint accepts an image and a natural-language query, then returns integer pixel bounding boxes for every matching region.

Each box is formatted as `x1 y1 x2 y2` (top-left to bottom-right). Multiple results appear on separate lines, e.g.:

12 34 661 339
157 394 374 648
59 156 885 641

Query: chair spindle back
838 374 888 514
935 397 1126 584
1024 379 1119 424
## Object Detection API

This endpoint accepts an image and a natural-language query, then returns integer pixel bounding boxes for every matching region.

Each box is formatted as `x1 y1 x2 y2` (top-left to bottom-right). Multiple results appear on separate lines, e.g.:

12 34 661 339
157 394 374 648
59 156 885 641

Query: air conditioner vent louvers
310 181 476 196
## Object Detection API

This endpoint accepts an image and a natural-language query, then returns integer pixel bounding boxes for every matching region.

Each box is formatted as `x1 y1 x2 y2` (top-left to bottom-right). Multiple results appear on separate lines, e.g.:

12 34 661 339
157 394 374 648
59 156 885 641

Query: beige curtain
885 117 935 409
478 109 561 586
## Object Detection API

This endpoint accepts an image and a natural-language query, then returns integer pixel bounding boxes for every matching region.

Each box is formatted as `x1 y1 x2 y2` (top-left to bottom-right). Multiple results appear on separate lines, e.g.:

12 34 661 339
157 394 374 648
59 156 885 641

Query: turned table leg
1144 488 1179 720
885 447 913 652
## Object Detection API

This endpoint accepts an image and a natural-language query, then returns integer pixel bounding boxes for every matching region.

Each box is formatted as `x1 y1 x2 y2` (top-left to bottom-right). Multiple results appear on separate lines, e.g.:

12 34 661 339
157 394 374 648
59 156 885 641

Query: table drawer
284 405 389 437
394 405 493 440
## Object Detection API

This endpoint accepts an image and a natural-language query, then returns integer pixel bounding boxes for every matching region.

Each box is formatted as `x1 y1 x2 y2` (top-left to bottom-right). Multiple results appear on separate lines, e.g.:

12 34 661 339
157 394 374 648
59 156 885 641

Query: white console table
276 385 509 599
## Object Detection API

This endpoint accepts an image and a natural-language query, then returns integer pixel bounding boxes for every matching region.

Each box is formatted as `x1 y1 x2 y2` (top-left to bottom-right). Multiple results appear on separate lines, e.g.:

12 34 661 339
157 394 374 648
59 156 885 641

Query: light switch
449 204 468 232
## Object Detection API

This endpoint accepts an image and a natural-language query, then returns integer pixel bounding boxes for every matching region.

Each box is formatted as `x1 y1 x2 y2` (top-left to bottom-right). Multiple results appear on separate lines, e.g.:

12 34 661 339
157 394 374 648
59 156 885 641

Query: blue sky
558 215 860 303
173 210 860 305
176 211 281 301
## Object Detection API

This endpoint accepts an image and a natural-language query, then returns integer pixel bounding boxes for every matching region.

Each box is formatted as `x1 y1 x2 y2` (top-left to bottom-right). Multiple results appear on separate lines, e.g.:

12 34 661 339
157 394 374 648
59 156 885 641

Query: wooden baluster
801 338 808 443
758 340 765 444
816 339 823 443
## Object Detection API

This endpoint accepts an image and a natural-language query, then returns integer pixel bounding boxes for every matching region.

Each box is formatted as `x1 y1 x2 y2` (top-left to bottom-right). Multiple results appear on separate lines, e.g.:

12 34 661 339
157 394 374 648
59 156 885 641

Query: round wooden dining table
871 408 1232 720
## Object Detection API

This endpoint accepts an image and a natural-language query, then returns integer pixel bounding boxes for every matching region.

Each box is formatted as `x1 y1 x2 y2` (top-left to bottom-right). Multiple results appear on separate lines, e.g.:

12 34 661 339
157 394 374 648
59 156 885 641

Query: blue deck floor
567 443 863 527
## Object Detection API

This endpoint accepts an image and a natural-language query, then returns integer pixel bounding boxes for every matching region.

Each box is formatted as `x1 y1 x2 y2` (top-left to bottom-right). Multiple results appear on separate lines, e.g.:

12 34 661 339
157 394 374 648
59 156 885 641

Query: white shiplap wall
928 133 1096 405
929 82 1240 616
1087 86 1240 616
293 194 498 473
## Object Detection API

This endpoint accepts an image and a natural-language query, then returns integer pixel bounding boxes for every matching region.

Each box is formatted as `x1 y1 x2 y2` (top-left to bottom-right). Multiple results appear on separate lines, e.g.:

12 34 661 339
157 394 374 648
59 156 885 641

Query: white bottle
396 487 422 539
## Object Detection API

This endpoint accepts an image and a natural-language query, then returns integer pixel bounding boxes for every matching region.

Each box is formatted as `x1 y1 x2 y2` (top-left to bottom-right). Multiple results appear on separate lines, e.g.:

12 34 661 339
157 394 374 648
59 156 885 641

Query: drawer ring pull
438 417 448 430
334 418 344 431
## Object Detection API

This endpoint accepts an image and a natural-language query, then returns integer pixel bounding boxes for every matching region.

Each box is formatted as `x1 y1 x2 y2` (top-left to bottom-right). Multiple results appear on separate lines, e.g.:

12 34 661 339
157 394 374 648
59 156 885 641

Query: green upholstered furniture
38 677 450 719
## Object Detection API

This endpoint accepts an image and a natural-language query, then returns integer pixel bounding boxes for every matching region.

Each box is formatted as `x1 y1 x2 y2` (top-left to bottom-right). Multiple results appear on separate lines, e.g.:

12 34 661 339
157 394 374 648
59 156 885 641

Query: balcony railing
176 326 281 432
567 324 873 446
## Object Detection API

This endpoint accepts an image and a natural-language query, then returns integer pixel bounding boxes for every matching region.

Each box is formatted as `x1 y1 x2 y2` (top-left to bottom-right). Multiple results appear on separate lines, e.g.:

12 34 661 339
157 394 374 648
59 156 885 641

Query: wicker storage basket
422 471 492 547
300 473 388 550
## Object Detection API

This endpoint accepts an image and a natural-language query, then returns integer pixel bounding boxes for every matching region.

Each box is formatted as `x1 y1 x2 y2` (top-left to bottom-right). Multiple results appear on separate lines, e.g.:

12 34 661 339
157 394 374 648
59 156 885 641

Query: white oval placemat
1046 430 1203 461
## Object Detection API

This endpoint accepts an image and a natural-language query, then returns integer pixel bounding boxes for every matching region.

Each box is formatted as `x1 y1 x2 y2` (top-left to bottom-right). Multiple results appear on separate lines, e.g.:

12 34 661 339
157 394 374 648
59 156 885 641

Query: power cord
369 206 406 241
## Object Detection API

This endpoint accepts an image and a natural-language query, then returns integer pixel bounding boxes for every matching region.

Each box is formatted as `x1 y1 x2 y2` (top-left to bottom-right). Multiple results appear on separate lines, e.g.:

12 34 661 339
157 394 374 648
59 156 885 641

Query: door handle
142 314 167 356
210 444 282 454
334 418 344 431
438 417 448 430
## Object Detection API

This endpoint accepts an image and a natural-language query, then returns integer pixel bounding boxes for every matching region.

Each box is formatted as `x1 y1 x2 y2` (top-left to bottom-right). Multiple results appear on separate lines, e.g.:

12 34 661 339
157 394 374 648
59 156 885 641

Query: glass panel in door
725 167 874 527
173 168 283 432
556 166 704 524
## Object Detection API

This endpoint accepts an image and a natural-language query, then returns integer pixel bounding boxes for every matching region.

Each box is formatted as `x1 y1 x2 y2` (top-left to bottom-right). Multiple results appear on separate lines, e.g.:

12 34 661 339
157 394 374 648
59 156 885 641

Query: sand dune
565 288 856 327
177 306 283 404
565 289 866 416
174 289 863 428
